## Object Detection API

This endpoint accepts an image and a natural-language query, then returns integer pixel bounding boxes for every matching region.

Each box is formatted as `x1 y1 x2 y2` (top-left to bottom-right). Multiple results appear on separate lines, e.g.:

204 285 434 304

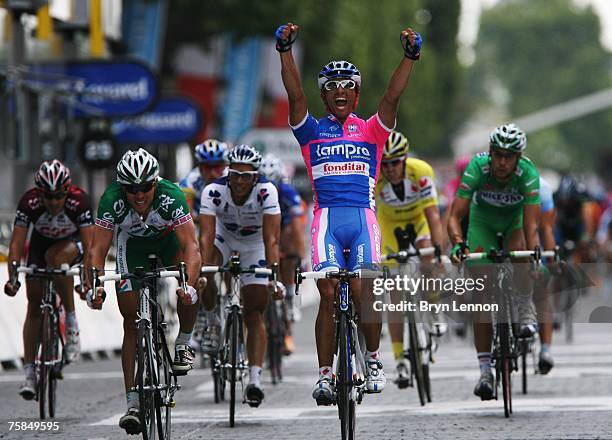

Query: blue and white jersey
179 168 207 215
277 182 304 227
291 112 393 210
200 176 281 243
540 177 554 214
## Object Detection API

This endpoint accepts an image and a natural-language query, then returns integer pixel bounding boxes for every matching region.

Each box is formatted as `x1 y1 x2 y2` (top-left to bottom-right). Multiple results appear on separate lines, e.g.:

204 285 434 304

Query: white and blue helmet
318 60 361 90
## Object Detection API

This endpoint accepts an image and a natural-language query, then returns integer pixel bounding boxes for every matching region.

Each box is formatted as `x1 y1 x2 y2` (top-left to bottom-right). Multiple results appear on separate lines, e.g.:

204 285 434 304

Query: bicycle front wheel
337 312 355 440
48 312 61 418
38 308 52 420
498 323 512 418
266 301 283 385
408 322 427 406
156 328 172 440
137 321 157 440
228 312 238 427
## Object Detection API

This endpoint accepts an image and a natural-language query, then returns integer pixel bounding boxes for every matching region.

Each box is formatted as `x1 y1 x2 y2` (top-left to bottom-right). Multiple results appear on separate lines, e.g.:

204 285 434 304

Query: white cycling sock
319 366 333 380
365 350 380 360
249 366 262 385
477 352 492 374
175 331 192 346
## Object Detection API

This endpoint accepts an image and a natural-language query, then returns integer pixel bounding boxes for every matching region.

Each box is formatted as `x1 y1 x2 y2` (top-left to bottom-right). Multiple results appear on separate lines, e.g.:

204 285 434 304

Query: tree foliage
163 0 461 158
466 0 612 171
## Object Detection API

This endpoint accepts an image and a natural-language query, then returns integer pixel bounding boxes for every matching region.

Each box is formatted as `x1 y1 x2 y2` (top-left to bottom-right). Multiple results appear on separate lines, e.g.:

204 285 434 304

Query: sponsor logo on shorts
328 244 337 266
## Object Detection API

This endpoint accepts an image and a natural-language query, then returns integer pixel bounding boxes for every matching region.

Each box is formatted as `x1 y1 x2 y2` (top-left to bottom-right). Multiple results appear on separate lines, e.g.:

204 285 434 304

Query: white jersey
200 175 281 243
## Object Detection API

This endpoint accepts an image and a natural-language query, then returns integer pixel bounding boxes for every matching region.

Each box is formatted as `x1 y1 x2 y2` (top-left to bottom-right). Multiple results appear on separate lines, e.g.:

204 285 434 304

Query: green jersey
456 152 541 212
95 179 192 238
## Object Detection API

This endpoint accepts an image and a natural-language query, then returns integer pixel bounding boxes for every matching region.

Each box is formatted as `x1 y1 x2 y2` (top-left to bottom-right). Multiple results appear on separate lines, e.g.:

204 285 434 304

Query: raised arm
276 23 308 125
377 28 422 129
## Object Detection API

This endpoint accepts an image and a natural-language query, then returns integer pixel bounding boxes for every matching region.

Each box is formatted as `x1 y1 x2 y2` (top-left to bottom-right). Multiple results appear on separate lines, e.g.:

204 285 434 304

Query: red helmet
454 156 471 175
35 160 71 192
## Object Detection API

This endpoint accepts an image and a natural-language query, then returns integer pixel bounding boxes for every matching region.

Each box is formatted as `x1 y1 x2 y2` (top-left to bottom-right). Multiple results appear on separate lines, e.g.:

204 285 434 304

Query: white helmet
35 160 71 192
260 154 284 182
227 145 262 170
489 123 527 153
116 148 159 184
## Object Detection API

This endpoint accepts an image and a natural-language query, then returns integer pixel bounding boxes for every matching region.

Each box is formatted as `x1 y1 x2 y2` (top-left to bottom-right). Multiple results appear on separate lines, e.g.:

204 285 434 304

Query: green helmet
383 130 409 160
489 123 526 153
116 148 159 184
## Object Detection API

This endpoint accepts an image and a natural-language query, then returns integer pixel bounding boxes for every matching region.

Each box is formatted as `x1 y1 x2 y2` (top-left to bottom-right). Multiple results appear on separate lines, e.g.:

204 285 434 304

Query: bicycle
10 262 83 420
94 255 185 440
462 233 557 417
382 224 441 406
200 252 276 427
296 258 383 440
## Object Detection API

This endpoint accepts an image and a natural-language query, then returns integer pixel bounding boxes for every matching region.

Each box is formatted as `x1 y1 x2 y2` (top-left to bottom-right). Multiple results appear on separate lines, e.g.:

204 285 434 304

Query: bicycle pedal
168 399 176 408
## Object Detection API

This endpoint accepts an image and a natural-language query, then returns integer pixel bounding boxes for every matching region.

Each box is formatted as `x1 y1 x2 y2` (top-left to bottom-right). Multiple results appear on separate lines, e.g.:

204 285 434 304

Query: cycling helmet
260 154 284 182
383 131 409 160
116 148 159 184
227 145 262 170
489 123 527 153
194 139 228 165
318 60 362 90
455 156 471 175
35 160 71 192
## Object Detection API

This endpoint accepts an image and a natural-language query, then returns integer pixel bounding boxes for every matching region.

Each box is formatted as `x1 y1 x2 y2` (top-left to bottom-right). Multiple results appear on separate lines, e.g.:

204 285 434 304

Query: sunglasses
323 79 357 91
490 149 518 160
123 181 155 194
381 159 403 167
42 191 67 200
228 170 258 179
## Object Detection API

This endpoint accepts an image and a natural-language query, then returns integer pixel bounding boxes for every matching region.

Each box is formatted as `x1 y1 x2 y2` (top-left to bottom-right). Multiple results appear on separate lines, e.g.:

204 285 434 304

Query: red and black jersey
14 185 94 240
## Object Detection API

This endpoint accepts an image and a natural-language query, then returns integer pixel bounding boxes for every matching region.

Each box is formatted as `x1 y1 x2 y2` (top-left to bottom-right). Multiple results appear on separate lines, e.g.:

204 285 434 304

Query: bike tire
408 322 427 406
229 312 238 428
48 311 60 418
423 364 432 403
337 312 355 440
156 326 172 440
498 323 512 418
266 301 283 385
38 307 51 420
521 340 528 395
212 354 222 403
137 321 156 440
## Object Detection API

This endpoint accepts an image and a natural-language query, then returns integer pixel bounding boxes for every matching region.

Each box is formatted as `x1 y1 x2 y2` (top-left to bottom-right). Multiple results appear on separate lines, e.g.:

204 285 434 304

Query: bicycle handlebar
463 248 558 262
382 246 436 262
97 270 181 283
13 263 82 278
200 265 274 277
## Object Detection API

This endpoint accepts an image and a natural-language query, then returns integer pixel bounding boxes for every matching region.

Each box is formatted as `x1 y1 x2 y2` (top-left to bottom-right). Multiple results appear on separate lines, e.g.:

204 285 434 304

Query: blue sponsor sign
112 96 203 144
26 59 158 118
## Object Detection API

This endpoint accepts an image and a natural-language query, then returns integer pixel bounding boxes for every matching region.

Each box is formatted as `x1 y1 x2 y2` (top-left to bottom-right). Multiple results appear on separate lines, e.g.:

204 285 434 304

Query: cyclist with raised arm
179 139 229 220
199 145 281 407
260 153 306 354
4 160 94 400
375 130 446 387
276 21 422 404
447 123 541 400
84 148 201 434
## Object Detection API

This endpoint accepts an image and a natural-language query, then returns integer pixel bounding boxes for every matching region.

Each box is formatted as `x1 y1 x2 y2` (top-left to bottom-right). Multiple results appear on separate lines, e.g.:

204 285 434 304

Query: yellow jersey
375 158 439 252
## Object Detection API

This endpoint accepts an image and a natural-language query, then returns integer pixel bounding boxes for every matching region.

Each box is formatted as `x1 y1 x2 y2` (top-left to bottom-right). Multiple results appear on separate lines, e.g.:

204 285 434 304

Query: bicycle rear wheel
137 321 157 440
498 323 512 418
408 321 427 406
337 312 355 440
